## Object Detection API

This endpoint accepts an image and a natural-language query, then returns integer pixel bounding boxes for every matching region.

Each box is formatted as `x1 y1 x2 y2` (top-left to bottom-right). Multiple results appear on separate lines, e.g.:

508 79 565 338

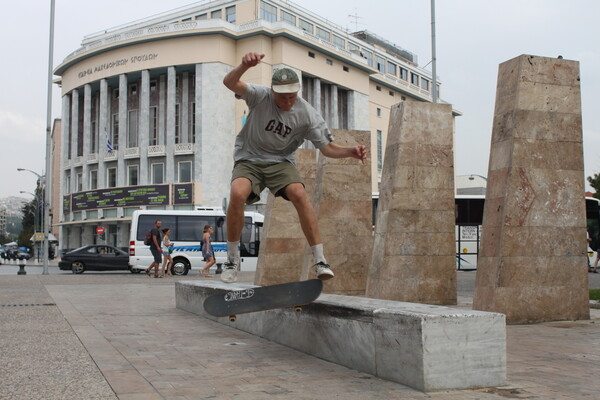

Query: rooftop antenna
430 0 438 103
348 9 363 32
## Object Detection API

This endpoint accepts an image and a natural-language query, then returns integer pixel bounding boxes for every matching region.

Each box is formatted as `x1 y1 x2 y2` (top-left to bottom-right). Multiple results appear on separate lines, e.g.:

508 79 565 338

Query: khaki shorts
231 161 304 205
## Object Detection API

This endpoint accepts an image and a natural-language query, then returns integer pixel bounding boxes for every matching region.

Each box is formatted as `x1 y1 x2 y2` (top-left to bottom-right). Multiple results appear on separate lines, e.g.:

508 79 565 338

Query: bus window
136 215 176 240
176 215 209 242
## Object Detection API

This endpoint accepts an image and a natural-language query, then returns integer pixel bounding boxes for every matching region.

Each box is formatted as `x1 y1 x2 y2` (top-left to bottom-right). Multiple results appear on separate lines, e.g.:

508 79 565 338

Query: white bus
129 208 264 275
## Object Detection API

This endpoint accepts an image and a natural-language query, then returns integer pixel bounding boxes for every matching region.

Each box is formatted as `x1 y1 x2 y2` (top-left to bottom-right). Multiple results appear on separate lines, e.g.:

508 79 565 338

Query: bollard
17 261 26 275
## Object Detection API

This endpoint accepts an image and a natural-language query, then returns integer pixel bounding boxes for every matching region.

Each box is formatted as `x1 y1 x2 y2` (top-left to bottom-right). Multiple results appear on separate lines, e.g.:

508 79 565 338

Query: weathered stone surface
473 55 589 323
367 102 456 305
176 280 506 392
255 130 372 296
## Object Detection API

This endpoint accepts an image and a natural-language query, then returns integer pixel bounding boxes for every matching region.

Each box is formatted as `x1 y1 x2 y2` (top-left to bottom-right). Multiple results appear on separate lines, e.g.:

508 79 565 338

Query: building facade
54 0 444 251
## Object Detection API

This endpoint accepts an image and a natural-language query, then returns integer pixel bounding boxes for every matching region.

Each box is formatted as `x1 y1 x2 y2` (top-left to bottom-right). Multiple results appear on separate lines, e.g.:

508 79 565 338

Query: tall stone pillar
83 84 91 190
139 70 150 185
255 130 372 295
98 79 108 189
118 74 127 187
473 55 588 323
255 149 320 286
166 66 176 184
366 102 456 305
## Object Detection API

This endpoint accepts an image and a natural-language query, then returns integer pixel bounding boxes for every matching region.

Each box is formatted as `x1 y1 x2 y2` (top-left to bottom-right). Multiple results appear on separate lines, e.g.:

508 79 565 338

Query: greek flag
105 128 113 152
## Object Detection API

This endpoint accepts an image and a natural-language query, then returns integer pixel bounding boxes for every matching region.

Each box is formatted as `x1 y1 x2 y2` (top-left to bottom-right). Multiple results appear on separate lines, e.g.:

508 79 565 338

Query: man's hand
320 143 368 164
242 52 265 67
223 52 266 96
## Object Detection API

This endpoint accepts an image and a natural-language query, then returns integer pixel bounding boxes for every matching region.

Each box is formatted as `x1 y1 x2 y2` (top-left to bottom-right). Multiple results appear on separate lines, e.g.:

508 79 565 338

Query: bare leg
227 178 253 242
284 183 321 246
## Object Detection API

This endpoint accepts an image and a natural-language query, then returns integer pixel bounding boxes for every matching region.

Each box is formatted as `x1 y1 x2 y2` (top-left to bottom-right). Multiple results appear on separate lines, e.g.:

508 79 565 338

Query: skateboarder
222 52 367 283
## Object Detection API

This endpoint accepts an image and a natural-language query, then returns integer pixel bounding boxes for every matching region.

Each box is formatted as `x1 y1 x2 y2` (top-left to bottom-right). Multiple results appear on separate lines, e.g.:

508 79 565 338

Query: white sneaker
221 260 239 283
314 262 334 280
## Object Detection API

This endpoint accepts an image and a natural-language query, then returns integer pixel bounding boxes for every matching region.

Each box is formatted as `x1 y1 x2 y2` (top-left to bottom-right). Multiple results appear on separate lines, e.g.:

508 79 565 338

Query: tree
588 173 600 200
17 199 36 248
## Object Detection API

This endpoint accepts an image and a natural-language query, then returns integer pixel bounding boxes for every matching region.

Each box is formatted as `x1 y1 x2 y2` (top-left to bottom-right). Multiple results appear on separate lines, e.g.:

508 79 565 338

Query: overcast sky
1 0 599 200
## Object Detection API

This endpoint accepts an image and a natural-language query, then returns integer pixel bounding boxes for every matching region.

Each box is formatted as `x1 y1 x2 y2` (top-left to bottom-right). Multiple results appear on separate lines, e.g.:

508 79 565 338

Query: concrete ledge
176 280 506 392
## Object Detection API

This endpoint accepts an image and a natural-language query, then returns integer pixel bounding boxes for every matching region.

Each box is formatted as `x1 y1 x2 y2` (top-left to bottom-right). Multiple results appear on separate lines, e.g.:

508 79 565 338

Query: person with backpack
145 219 163 277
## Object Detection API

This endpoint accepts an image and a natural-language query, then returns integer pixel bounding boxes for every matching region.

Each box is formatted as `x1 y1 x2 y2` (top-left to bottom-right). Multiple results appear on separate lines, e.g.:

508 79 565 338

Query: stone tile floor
1 271 600 399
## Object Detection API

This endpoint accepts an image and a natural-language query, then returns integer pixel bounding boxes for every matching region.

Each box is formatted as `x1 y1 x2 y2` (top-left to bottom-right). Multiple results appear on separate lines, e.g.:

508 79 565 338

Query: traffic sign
96 226 105 235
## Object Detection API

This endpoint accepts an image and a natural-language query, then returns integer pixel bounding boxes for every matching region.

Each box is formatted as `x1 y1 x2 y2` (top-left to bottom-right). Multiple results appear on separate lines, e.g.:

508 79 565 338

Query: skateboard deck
203 279 323 321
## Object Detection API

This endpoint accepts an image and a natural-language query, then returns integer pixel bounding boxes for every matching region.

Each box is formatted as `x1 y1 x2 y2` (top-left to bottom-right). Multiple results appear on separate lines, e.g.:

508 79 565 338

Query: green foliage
587 173 600 199
590 289 600 301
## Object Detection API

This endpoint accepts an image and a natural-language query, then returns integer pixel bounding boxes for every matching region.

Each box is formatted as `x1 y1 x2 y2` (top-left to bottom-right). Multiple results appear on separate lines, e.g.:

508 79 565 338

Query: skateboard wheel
295 307 302 312
229 315 236 322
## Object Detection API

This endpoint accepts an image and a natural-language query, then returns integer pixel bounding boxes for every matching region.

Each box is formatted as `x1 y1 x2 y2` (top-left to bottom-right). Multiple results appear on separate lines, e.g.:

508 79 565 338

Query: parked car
59 245 136 274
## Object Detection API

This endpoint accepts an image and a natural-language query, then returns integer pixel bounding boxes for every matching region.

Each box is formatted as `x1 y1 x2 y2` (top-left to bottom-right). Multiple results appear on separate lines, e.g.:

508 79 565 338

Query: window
129 84 137 96
376 108 382 117
178 161 192 182
76 172 82 192
112 89 119 99
308 51 315 58
343 66 349 72
376 56 385 73
150 80 157 92
316 27 330 41
91 120 97 153
348 42 359 53
111 113 119 150
89 170 98 190
260 1 277 22
65 172 71 194
400 68 408 81
411 72 419 86
226 6 235 23
389 91 394 97
377 130 383 170
421 78 430 91
387 62 397 76
128 165 138 186
107 167 117 188
211 9 222 19
299 19 313 33
149 106 158 145
196 13 207 20
376 85 381 91
175 104 181 144
128 110 138 148
281 10 295 25
152 163 164 184
326 59 333 65
333 35 345 49
190 102 196 143
362 49 373 66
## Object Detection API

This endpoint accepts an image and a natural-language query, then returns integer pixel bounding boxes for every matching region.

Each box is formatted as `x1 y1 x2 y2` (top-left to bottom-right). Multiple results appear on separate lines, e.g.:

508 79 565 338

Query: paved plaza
1 262 599 399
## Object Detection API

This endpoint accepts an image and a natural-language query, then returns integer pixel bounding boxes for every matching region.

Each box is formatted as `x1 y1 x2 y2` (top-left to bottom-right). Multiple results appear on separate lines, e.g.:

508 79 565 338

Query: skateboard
203 279 323 321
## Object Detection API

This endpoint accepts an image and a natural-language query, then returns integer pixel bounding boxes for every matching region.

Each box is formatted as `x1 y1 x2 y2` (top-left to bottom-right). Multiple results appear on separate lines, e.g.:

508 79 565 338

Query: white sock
227 241 240 261
311 244 327 264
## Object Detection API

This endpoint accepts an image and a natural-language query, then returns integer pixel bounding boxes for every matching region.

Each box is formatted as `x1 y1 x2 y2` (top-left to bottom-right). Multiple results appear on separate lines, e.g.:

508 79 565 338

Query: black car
59 245 136 274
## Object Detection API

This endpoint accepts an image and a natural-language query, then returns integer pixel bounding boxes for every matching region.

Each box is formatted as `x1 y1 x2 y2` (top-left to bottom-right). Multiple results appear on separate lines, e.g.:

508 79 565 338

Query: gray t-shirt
233 84 333 164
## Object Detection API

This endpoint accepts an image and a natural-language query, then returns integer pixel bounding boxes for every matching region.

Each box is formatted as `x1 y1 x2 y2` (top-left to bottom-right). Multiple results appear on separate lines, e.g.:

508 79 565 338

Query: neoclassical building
54 0 446 251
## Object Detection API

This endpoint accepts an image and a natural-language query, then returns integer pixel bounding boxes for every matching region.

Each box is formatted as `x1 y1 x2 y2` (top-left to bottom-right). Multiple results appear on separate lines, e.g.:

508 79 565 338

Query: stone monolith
473 55 589 323
366 102 456 305
255 130 372 295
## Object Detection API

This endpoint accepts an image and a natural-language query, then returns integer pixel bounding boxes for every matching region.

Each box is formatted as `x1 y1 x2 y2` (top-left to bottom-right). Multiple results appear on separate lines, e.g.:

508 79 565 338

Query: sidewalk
1 271 599 399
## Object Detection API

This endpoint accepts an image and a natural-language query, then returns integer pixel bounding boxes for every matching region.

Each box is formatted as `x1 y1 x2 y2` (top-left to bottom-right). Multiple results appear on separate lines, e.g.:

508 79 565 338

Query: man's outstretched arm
223 52 265 96
319 142 367 164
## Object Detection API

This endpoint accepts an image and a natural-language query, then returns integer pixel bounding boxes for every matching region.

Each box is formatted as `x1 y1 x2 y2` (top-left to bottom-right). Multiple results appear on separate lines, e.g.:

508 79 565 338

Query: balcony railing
148 145 166 157
174 142 194 155
104 150 118 161
124 147 140 159
87 153 98 163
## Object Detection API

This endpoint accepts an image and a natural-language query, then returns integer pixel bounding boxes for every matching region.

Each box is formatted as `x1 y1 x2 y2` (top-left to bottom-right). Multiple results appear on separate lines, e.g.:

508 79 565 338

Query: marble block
255 130 373 296
367 102 456 305
473 54 589 323
175 280 506 392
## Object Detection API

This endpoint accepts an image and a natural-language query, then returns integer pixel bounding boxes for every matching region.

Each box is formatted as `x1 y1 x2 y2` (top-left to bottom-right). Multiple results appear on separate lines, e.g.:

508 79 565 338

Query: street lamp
17 168 48 274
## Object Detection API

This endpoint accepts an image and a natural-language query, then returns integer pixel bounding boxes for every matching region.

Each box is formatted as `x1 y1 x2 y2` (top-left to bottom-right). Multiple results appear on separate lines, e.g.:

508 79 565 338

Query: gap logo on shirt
265 119 292 138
